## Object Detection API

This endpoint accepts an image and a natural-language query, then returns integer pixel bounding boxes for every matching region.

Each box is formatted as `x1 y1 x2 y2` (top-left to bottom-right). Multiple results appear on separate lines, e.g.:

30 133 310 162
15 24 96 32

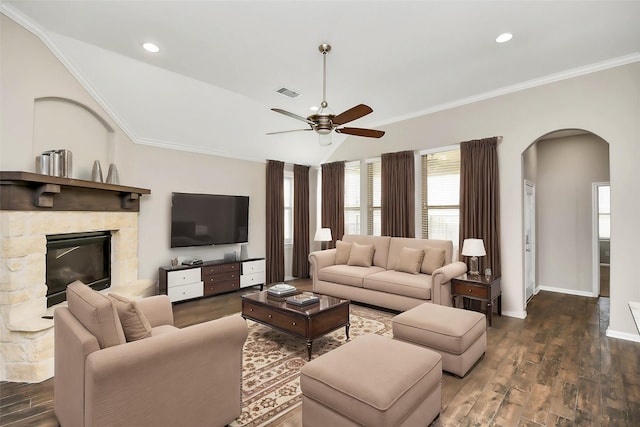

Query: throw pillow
347 242 376 267
66 281 126 348
394 247 426 274
108 293 152 342
335 240 352 264
421 245 446 274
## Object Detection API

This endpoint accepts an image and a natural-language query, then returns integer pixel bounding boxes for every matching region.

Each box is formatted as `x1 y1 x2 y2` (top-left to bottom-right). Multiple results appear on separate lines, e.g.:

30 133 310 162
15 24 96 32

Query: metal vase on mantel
106 164 119 185
91 160 104 183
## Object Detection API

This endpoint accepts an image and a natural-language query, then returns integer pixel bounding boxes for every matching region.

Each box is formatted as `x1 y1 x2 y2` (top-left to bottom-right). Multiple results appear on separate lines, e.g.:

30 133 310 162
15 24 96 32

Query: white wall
0 15 266 284
328 61 640 339
536 134 609 295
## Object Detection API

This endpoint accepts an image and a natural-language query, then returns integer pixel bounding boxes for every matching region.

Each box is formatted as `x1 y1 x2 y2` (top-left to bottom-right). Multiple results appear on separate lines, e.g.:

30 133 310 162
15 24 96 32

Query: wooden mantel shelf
0 171 151 212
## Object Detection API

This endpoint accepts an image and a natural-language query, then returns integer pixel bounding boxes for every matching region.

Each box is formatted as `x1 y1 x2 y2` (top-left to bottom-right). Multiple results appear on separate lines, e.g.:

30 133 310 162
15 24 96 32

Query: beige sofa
309 235 467 312
54 281 248 427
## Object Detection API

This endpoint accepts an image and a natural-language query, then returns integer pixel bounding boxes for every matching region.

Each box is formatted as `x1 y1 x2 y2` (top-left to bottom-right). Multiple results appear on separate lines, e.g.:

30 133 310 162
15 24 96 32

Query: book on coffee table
286 292 320 306
267 283 297 297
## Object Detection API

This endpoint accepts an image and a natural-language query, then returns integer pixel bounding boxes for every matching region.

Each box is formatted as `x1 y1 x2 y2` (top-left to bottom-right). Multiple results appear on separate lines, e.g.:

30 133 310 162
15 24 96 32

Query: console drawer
204 279 239 296
243 301 306 336
167 268 201 287
242 259 265 274
452 282 489 299
168 281 203 302
203 263 239 276
240 271 266 288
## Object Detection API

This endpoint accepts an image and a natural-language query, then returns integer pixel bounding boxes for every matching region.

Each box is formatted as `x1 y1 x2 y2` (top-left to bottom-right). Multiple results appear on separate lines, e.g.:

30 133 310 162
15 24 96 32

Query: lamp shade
461 238 486 257
314 228 332 242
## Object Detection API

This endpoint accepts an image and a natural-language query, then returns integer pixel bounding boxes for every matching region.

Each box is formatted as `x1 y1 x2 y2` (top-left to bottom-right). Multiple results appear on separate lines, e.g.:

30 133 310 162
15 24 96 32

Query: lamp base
469 256 480 276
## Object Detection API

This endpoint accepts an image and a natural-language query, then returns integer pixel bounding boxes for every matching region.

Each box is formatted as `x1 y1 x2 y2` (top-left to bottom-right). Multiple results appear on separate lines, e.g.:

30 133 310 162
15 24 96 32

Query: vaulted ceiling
3 1 640 166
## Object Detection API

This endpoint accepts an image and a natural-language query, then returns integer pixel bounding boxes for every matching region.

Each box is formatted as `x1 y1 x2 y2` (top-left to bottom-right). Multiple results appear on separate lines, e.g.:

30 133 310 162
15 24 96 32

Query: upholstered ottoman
300 334 442 427
392 303 486 377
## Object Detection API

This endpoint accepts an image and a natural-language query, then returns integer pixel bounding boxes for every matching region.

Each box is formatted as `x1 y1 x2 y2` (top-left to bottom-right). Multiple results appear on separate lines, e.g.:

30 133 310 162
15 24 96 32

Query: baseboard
502 310 527 319
538 285 595 298
606 328 640 343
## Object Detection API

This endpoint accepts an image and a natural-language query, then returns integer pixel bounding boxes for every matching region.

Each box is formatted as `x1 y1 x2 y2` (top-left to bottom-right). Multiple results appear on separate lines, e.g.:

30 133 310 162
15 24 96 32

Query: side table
451 275 501 326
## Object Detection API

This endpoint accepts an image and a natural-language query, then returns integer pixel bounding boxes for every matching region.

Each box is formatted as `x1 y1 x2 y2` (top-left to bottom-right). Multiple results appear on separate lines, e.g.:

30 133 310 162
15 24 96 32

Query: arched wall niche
33 96 115 180
522 128 610 312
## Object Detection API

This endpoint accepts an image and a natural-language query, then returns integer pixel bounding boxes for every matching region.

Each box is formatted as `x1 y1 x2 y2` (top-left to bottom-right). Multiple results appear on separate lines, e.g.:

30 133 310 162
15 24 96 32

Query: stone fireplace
0 172 150 382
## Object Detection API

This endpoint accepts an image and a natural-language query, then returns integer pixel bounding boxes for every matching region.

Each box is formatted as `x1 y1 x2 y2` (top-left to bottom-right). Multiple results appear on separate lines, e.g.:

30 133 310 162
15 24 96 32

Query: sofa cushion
421 246 446 274
335 240 352 265
343 235 391 268
364 270 432 300
66 281 125 348
108 293 153 342
387 237 453 269
348 242 375 267
318 265 385 288
394 247 425 274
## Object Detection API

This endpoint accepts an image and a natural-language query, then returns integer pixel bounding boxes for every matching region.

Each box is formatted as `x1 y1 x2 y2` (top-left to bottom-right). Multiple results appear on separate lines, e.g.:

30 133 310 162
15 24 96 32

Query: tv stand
159 257 265 303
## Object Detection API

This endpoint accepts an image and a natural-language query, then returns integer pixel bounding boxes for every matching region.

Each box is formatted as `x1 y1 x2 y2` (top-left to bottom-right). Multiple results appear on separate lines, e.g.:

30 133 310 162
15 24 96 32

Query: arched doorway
522 129 610 309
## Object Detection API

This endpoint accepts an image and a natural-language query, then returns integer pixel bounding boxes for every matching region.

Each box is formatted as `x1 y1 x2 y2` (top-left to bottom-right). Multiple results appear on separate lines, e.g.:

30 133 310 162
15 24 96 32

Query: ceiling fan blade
266 129 313 135
336 127 385 138
332 104 373 125
271 108 316 125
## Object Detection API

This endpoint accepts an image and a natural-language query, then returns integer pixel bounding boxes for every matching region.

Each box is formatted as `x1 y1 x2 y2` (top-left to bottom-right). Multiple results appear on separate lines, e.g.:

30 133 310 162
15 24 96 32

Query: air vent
276 87 300 98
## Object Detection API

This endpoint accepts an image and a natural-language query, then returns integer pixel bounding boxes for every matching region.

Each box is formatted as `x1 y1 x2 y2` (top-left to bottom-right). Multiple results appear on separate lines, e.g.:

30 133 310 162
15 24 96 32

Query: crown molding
376 53 640 128
134 136 267 164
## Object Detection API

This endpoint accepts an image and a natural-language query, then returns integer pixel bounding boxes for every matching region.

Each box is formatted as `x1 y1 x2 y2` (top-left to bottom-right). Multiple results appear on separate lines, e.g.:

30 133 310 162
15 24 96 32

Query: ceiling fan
268 44 385 144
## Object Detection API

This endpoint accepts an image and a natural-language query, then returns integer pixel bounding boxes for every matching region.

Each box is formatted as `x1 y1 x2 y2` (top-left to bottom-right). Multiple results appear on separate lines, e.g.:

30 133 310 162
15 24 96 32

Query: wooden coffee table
242 291 350 360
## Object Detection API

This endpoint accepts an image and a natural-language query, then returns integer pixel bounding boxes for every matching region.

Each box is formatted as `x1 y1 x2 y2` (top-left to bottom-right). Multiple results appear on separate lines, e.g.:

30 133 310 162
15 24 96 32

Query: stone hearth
0 172 150 382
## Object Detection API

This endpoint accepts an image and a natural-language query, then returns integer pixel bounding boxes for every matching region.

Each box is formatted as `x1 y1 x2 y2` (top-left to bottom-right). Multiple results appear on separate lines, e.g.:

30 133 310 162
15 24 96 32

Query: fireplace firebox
46 231 111 307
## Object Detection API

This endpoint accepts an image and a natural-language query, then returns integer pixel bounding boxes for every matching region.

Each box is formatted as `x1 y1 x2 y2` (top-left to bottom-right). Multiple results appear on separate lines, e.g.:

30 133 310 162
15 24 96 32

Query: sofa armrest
85 314 248 427
135 294 174 327
431 261 467 306
309 249 337 291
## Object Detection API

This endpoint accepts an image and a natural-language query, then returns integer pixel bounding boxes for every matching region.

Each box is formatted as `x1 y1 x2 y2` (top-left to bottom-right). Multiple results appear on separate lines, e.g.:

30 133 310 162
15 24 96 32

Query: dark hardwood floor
2 280 638 426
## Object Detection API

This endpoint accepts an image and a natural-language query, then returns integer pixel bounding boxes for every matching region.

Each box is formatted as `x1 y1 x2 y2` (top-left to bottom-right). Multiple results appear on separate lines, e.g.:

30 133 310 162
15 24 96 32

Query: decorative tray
286 292 320 306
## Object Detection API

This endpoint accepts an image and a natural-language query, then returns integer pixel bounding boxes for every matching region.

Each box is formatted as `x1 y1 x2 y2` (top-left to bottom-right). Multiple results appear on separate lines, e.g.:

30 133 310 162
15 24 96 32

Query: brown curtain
381 150 415 237
321 161 345 248
292 164 310 278
266 160 284 284
459 137 501 276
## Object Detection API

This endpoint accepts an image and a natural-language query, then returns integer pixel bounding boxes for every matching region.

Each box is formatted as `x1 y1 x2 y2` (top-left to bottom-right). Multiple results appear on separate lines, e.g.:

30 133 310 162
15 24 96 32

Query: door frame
523 180 536 304
592 182 610 297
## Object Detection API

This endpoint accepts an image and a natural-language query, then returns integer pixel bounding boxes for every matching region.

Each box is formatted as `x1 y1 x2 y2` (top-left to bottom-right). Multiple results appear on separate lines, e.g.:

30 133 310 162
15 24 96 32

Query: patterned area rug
230 305 394 427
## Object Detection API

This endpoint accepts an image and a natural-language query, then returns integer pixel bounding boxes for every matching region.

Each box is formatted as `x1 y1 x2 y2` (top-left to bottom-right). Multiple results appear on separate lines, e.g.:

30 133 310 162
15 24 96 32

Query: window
421 149 460 244
367 159 382 235
344 161 361 235
284 173 293 245
598 185 610 239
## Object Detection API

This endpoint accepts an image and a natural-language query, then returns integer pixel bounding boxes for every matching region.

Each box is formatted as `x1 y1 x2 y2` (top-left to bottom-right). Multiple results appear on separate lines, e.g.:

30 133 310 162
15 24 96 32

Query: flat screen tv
171 192 249 248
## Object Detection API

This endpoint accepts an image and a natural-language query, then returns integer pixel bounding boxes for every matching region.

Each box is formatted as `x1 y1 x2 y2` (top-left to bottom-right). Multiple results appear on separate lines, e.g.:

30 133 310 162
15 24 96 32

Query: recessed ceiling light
310 106 319 111
496 33 513 44
142 42 160 53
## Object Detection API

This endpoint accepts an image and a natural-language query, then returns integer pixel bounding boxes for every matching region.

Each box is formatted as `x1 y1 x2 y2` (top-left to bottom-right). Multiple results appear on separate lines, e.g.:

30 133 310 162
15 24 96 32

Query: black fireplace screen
46 231 111 307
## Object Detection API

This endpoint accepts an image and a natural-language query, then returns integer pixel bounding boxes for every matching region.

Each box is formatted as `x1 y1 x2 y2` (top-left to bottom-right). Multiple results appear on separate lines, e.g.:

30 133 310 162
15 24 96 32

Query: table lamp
314 228 332 250
461 238 486 276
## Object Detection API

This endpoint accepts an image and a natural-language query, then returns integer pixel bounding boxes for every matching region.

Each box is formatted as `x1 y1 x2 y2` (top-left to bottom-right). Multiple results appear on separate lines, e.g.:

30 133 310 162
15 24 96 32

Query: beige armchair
54 282 248 427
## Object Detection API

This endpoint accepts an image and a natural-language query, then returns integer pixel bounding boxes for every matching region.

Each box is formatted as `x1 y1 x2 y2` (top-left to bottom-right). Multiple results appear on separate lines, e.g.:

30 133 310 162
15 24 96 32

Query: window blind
421 149 460 243
344 161 361 235
367 159 382 235
284 174 294 244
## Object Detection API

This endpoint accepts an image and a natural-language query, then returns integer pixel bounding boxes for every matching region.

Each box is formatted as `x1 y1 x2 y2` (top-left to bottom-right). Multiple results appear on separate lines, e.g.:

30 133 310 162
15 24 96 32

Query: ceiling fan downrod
319 44 331 109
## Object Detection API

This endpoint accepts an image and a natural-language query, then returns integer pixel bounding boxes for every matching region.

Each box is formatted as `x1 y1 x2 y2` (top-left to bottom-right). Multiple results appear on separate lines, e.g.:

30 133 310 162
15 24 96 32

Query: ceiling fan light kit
269 43 385 144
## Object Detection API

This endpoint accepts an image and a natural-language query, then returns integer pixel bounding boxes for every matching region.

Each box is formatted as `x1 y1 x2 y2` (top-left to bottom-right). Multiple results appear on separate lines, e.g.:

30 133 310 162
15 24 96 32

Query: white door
524 181 536 302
